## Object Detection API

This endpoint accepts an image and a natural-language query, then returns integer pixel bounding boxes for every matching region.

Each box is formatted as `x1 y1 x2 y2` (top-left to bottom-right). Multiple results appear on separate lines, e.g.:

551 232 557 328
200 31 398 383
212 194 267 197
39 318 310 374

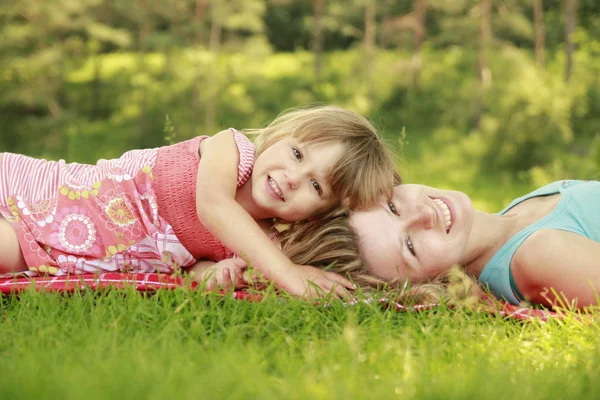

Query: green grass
1 288 600 399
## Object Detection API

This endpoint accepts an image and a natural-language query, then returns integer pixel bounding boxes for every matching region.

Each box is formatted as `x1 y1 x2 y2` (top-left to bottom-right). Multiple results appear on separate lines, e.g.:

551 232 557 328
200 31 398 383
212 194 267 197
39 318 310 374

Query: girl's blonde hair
280 213 484 305
247 105 398 210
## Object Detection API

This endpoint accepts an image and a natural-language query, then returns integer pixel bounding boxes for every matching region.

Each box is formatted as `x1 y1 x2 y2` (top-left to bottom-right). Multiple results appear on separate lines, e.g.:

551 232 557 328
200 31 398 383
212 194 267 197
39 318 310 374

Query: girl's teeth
269 177 284 200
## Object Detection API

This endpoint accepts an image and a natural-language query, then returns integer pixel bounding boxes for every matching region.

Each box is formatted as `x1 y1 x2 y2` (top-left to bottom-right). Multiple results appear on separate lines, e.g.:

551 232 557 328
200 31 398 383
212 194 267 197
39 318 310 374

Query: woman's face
349 184 475 283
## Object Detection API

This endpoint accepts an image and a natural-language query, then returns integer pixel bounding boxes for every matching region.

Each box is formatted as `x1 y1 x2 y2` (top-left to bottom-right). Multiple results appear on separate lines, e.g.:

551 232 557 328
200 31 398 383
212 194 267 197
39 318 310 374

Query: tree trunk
91 52 102 119
412 0 426 89
204 3 222 135
564 0 576 82
312 0 325 82
478 0 491 89
192 0 207 136
136 0 152 147
195 0 207 46
474 0 491 129
534 0 545 68
138 19 151 147
380 0 390 48
364 0 376 103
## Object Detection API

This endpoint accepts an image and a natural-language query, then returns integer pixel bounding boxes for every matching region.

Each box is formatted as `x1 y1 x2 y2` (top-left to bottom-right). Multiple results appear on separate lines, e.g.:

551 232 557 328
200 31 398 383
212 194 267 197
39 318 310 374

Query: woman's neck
461 210 520 277
461 193 562 277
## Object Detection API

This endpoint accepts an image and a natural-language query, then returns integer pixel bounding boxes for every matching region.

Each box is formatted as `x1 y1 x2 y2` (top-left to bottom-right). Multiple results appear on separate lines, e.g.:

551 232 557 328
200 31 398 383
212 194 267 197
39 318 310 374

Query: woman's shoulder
512 228 600 306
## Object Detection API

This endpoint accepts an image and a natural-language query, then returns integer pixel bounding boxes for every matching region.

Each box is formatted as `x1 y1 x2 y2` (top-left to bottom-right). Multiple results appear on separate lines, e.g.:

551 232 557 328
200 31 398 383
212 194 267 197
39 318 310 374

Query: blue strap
508 266 524 303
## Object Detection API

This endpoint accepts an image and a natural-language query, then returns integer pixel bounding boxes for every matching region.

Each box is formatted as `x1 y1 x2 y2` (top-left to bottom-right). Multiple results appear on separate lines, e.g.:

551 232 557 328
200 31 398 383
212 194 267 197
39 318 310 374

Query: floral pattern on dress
105 167 133 182
22 219 53 262
48 205 101 255
15 195 56 227
95 184 143 241
60 181 101 200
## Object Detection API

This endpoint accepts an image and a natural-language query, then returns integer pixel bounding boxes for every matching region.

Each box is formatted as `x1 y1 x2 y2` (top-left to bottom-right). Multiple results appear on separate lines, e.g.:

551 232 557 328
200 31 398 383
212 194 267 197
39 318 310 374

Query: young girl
0 105 397 298
327 180 600 308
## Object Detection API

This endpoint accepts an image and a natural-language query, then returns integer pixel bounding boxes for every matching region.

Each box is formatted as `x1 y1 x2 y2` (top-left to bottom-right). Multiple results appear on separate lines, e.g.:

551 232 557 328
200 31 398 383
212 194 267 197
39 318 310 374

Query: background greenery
1 0 598 209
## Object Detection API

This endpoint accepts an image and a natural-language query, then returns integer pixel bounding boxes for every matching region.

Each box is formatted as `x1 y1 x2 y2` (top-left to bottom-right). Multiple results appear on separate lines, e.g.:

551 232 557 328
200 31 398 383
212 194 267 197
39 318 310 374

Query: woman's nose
406 204 434 230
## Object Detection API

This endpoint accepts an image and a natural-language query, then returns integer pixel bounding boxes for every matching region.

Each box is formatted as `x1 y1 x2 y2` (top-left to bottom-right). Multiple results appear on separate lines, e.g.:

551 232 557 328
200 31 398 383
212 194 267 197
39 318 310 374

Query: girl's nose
284 171 299 190
406 204 434 230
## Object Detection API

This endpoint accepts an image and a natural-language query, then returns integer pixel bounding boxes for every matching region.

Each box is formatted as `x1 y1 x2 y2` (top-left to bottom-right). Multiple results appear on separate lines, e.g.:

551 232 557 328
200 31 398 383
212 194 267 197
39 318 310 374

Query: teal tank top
478 180 600 305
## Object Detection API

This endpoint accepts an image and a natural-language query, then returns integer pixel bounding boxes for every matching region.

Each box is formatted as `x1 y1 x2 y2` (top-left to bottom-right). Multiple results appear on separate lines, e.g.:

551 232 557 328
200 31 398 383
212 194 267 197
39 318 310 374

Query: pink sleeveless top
153 129 255 261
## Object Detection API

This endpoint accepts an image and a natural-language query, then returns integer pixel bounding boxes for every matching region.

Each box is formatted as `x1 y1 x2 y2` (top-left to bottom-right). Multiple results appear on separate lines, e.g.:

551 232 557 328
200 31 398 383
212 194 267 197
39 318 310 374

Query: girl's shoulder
197 129 255 188
199 129 253 154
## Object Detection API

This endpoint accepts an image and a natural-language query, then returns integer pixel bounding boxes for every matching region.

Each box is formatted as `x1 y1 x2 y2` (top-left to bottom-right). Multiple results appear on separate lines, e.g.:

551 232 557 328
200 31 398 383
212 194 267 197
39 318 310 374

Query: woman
347 180 600 308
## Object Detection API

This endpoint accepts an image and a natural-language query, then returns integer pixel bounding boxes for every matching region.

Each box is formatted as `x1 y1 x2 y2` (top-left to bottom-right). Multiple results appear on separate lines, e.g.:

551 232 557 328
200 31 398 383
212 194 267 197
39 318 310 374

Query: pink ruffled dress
0 130 255 276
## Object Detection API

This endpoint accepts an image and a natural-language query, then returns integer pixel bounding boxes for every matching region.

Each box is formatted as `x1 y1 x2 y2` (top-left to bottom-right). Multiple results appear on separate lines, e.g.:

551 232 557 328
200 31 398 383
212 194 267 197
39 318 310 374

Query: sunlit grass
1 288 600 399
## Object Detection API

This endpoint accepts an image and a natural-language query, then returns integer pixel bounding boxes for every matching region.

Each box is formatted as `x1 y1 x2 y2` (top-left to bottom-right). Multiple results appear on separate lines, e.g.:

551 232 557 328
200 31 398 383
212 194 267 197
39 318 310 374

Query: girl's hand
190 258 248 292
279 263 356 299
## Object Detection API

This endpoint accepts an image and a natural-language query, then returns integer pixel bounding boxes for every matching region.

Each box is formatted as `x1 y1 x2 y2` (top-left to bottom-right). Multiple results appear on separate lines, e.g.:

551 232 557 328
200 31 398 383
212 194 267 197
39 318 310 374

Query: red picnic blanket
0 272 560 322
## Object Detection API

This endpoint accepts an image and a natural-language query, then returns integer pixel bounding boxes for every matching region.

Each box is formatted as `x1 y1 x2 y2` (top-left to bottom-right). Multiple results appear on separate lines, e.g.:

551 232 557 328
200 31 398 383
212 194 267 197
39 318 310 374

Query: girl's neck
235 183 280 245
235 180 272 220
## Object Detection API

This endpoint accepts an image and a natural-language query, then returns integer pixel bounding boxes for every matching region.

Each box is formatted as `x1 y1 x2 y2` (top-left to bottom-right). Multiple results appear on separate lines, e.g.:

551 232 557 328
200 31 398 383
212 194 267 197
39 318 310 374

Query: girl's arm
512 229 600 308
195 130 354 298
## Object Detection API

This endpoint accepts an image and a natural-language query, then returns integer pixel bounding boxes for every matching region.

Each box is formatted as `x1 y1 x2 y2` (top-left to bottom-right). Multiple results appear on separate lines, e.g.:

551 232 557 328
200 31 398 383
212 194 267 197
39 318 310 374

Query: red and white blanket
0 272 566 321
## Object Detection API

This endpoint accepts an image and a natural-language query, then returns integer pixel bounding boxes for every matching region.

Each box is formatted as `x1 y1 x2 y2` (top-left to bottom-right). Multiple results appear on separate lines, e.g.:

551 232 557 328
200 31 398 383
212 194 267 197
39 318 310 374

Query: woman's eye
311 179 322 195
406 236 416 257
292 147 302 161
388 202 398 215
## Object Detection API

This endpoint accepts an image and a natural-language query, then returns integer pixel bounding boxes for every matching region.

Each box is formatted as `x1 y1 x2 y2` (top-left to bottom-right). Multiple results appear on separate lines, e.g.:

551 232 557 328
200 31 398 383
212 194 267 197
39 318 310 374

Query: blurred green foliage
0 0 598 210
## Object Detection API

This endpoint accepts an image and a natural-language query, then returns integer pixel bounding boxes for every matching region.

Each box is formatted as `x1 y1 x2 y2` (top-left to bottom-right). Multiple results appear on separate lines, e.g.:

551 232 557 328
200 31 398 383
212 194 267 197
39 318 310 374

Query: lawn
1 288 599 399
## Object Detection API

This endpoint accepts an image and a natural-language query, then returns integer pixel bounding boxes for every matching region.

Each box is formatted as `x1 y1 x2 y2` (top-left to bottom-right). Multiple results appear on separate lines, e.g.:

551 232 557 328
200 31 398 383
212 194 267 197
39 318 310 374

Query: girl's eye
388 202 398 215
311 179 323 195
292 147 302 161
406 236 416 257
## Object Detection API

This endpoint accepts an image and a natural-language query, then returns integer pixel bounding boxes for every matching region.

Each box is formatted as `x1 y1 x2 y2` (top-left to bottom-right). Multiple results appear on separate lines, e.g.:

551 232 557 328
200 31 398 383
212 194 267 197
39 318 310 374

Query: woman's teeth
269 177 284 201
433 198 452 232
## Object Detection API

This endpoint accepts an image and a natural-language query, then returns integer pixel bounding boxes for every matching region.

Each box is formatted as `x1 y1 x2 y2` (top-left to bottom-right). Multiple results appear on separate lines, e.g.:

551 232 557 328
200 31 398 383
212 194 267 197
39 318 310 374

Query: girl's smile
266 176 285 201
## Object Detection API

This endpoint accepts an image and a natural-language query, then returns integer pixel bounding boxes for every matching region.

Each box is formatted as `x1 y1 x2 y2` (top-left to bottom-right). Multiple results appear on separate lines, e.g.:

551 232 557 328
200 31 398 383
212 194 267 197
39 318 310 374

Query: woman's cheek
422 241 455 275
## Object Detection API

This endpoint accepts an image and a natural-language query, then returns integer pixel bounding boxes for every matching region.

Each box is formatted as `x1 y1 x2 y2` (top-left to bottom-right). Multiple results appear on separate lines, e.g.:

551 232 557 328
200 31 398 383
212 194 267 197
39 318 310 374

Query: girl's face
350 184 475 283
251 137 343 221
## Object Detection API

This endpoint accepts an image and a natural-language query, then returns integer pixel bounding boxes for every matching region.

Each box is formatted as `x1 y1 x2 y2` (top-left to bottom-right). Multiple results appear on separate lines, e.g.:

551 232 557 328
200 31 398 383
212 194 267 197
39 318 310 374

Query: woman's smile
430 196 455 233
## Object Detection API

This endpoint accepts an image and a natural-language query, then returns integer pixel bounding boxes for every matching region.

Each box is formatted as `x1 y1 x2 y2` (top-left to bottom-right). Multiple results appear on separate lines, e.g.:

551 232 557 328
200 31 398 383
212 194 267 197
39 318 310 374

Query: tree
534 0 545 68
313 0 325 81
364 0 376 101
0 0 132 155
478 0 492 90
412 0 426 89
473 0 492 129
204 0 224 134
195 0 208 46
191 0 208 135
564 0 576 82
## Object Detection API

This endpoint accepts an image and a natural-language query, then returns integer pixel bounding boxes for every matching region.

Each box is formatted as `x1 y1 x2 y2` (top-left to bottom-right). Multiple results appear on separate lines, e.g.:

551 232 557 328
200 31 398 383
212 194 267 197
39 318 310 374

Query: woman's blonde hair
280 212 484 305
247 105 398 210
